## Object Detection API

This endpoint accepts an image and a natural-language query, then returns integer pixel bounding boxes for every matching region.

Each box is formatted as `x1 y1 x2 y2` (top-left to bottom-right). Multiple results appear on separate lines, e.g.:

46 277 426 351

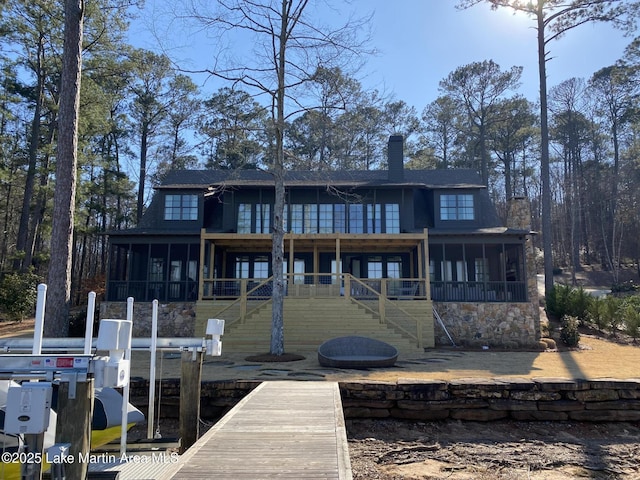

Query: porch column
423 228 431 299
335 237 341 284
288 236 294 278
198 230 206 300
313 243 319 277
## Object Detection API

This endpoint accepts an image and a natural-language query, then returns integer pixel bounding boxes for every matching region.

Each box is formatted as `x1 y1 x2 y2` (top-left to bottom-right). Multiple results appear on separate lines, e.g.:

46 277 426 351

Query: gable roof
155 168 486 190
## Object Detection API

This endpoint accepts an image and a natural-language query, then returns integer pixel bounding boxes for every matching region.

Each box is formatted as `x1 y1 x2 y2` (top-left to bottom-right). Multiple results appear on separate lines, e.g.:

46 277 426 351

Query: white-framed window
284 258 306 284
440 194 474 220
164 194 198 220
256 204 271 233
253 256 269 278
334 204 346 233
385 204 400 233
290 204 303 233
367 204 381 233
304 204 318 233
237 204 252 233
319 204 333 233
235 256 250 278
367 256 383 278
349 204 364 233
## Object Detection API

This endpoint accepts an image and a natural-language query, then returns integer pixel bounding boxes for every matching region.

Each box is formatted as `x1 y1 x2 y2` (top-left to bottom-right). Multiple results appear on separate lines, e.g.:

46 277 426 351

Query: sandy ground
3 319 640 382
122 334 640 383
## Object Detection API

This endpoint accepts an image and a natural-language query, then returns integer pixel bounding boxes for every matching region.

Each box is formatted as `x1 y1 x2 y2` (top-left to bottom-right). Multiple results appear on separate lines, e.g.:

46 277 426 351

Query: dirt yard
347 418 640 479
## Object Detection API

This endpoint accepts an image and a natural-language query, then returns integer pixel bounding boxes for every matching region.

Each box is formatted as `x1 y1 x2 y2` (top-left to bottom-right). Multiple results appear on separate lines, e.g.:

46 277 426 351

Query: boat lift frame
0 285 223 479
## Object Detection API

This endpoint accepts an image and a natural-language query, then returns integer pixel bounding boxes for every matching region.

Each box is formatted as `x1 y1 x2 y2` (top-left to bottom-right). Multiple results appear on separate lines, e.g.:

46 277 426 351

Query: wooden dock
152 380 352 480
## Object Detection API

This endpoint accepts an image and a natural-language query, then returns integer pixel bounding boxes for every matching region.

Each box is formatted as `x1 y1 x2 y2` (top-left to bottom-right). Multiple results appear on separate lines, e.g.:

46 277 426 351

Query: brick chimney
387 135 404 182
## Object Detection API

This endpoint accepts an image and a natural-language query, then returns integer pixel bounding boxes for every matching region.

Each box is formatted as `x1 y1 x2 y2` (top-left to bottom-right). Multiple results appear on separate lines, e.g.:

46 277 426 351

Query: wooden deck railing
200 274 429 347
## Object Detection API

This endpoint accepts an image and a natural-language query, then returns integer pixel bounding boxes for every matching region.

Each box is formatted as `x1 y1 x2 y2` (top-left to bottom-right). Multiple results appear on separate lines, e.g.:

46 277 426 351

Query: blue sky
129 0 633 113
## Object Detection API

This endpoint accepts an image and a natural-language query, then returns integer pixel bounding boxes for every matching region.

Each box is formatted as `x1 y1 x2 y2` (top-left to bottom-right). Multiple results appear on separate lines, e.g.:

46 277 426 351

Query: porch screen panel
505 244 524 281
149 244 168 301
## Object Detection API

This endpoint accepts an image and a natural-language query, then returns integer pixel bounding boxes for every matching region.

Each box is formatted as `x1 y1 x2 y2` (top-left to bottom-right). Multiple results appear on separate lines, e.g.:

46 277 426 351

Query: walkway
156 380 351 480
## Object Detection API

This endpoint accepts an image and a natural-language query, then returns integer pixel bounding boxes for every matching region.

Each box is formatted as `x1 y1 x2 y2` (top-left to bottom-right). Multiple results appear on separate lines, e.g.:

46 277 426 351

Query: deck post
180 349 203 454
240 279 247 322
198 230 206 300
379 281 386 324
55 378 93 480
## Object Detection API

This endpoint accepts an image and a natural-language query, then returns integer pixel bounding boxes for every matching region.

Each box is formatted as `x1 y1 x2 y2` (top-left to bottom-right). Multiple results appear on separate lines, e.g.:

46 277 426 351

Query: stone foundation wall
99 301 196 337
434 302 539 348
129 378 640 423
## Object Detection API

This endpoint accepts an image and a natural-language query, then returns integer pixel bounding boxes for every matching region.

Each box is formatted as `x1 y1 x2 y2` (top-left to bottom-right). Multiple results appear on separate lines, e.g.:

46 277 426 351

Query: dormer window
440 194 474 220
164 194 198 220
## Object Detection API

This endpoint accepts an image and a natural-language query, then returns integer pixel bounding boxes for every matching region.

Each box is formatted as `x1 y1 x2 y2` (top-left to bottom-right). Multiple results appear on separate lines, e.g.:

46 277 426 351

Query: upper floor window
386 204 400 233
334 204 346 233
237 204 252 233
319 204 333 233
164 194 198 220
367 204 381 233
238 204 270 233
241 201 401 233
440 194 474 220
256 204 271 234
349 204 364 233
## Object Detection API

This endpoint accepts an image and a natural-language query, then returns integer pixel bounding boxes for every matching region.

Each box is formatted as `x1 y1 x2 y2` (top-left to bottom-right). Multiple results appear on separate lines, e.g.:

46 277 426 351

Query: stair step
198 298 432 352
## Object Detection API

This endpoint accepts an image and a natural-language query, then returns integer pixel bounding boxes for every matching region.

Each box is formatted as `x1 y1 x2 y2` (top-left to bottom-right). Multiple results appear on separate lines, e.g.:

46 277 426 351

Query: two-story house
104 136 540 352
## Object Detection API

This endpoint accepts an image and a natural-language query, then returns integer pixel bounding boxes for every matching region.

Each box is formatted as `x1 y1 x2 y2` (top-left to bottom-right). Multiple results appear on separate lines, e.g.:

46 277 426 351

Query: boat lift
0 284 224 480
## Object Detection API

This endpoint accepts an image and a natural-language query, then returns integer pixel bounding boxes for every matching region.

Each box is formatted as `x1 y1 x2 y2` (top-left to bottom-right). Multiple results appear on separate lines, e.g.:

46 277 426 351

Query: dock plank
160 381 351 480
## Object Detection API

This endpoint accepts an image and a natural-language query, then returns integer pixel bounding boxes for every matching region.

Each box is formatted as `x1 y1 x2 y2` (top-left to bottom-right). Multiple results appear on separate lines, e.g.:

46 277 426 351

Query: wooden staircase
198 297 425 353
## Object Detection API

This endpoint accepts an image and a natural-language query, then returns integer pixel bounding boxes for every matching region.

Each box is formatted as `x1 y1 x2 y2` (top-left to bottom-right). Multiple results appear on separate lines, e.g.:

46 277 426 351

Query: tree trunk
269 0 290 356
44 0 84 337
14 35 45 272
537 1 554 296
137 122 149 224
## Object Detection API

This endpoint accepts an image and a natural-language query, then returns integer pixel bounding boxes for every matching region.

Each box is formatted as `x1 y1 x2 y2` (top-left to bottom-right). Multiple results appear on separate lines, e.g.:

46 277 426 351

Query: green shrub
560 315 581 347
587 295 621 331
546 284 573 318
611 280 639 294
546 284 593 321
0 271 41 322
569 287 592 321
586 296 607 330
621 296 640 342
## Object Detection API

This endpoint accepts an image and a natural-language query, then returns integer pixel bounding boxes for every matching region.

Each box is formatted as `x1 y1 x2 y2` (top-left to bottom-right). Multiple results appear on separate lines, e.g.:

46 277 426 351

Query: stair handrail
205 277 274 326
348 275 425 348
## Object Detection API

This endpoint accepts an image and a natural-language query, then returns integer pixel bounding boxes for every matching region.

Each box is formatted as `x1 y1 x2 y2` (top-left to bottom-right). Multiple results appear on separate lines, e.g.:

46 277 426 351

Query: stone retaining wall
433 302 540 349
129 378 640 423
100 301 196 337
